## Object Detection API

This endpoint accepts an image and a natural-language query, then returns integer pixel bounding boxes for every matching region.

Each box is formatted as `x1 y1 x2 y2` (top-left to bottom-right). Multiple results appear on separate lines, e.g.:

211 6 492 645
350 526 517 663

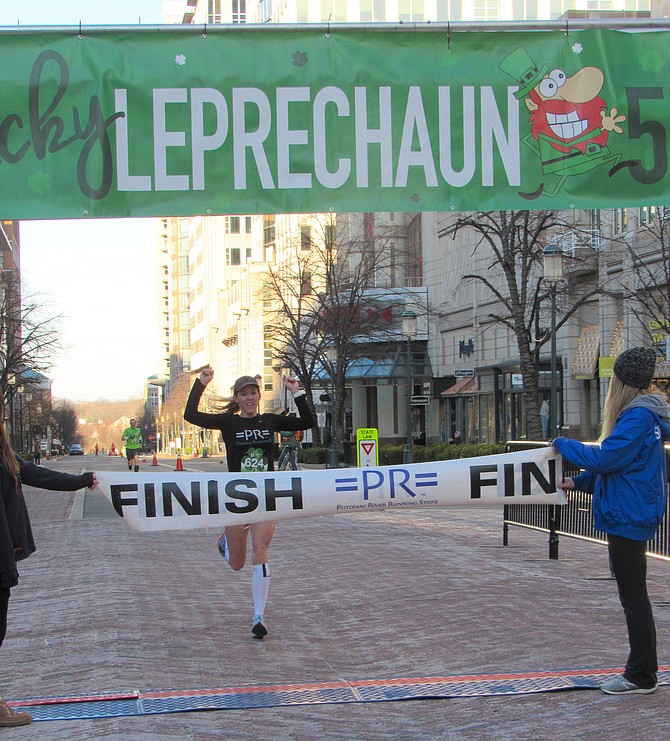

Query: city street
2 453 670 740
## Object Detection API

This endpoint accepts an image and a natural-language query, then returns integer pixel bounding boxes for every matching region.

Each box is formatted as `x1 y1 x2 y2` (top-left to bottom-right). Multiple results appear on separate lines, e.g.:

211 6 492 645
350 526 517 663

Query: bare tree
136 407 157 452
0 273 64 448
263 214 410 444
51 400 79 447
162 369 194 450
620 208 670 344
0 273 63 402
439 210 602 440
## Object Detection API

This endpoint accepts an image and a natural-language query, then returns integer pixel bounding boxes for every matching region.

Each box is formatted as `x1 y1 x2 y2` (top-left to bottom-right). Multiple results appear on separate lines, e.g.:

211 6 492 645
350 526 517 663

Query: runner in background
278 419 301 471
121 419 143 472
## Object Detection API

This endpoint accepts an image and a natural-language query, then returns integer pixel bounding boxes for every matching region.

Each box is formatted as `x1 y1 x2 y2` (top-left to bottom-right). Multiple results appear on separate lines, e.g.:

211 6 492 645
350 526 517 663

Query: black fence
503 440 670 561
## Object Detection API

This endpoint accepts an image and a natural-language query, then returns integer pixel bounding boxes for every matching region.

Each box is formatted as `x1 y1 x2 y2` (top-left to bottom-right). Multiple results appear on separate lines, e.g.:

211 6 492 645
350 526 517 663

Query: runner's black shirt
184 379 314 472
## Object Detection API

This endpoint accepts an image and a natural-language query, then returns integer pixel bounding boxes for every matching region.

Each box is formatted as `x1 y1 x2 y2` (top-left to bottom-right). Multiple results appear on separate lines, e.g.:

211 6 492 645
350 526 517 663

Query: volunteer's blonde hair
599 373 645 441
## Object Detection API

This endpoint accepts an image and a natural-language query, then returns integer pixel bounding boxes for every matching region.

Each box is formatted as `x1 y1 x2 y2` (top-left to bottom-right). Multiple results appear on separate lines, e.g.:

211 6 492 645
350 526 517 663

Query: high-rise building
162 1 669 448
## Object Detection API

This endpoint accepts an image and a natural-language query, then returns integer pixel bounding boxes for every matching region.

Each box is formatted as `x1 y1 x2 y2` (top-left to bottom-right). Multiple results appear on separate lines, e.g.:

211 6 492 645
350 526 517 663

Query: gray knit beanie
613 347 657 389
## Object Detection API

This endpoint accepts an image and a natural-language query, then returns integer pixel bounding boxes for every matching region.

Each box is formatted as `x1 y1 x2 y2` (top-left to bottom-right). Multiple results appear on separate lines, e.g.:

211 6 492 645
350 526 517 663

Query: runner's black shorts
126 447 141 461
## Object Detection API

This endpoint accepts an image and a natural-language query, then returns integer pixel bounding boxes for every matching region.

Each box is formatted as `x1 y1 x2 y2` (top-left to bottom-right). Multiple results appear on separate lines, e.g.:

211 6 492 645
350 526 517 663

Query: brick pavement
2 454 669 740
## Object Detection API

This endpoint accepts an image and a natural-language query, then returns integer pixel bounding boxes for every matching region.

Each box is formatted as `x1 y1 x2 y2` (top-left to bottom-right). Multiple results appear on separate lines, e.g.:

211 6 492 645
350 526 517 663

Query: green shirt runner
122 426 143 450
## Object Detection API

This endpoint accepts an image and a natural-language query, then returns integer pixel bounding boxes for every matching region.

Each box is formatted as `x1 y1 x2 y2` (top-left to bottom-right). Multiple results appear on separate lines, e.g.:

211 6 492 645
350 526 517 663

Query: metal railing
503 440 670 561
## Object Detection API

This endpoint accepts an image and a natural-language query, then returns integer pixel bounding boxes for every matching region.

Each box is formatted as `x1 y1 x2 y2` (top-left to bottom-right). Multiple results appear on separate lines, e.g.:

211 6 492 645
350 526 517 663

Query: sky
1 1 185 401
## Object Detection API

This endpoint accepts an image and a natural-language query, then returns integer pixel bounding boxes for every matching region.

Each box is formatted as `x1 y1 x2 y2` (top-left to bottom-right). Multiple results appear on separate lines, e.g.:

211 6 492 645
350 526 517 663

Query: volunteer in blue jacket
553 347 670 695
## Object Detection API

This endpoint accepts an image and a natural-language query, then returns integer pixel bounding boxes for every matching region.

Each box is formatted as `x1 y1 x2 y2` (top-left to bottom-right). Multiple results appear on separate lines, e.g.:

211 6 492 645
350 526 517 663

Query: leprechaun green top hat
499 46 548 99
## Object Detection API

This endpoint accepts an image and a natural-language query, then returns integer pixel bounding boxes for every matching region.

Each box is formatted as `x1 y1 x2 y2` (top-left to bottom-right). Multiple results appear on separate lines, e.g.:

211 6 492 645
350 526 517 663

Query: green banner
1 27 670 219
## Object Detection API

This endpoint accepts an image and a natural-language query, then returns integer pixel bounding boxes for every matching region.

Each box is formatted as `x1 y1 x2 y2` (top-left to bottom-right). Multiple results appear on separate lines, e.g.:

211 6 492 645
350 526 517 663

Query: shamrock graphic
27 172 50 194
241 447 268 472
292 51 308 67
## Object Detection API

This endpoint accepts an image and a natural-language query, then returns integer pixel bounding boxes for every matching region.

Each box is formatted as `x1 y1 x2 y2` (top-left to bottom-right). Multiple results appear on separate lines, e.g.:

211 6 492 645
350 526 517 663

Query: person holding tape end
0 401 98 727
553 347 670 695
184 368 314 640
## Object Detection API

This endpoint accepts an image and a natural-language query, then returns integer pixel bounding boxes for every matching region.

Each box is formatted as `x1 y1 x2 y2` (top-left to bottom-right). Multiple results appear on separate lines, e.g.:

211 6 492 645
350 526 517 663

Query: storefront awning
572 324 600 380
313 347 433 383
441 377 478 395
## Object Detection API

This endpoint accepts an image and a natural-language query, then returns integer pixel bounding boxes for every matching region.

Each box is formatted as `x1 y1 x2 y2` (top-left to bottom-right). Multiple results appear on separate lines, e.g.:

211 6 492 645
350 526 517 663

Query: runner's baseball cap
233 375 261 394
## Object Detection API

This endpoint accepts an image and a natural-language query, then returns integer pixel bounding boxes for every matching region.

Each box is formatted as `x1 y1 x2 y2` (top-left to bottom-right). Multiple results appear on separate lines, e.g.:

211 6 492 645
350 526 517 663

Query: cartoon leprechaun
499 46 627 199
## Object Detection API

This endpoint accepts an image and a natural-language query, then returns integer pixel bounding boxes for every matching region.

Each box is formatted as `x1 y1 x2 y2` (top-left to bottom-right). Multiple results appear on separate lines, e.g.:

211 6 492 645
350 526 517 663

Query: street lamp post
401 310 418 464
324 346 339 468
543 244 564 440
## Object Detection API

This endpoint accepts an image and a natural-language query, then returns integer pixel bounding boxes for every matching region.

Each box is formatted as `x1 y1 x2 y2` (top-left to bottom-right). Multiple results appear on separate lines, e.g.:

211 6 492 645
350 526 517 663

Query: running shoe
600 675 657 695
217 532 229 561
252 619 268 640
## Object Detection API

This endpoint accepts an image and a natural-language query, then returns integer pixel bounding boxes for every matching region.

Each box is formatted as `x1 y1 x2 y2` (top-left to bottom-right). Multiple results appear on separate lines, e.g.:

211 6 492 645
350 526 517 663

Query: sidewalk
3 455 669 740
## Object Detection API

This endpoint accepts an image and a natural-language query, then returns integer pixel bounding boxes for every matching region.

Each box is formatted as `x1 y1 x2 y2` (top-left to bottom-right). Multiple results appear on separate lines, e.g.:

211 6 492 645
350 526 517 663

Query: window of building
300 225 312 250
363 212 374 249
360 0 386 20
227 247 241 266
324 223 336 248
398 0 425 21
245 216 252 233
232 0 246 23
300 270 313 296
296 0 309 20
263 327 274 389
260 0 272 22
321 0 347 21
639 206 655 224
263 215 275 261
226 216 241 234
473 0 499 21
407 215 423 287
208 0 222 23
613 208 627 233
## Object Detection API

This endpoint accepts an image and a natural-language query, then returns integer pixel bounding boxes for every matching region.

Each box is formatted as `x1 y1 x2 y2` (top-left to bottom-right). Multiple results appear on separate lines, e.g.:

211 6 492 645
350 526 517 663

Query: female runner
184 368 314 639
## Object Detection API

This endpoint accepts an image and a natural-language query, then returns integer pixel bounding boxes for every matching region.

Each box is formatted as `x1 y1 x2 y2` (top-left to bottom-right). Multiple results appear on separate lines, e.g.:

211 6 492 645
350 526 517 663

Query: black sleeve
0 486 20 588
275 393 315 430
184 380 225 429
18 458 94 491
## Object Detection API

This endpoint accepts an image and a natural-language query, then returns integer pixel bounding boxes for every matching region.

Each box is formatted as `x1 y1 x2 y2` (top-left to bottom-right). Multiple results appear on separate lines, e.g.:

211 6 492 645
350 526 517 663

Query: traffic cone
175 453 184 471
151 453 158 467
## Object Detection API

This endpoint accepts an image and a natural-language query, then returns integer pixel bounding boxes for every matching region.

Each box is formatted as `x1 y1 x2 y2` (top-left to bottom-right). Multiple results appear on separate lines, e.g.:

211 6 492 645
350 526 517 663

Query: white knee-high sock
251 563 270 622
